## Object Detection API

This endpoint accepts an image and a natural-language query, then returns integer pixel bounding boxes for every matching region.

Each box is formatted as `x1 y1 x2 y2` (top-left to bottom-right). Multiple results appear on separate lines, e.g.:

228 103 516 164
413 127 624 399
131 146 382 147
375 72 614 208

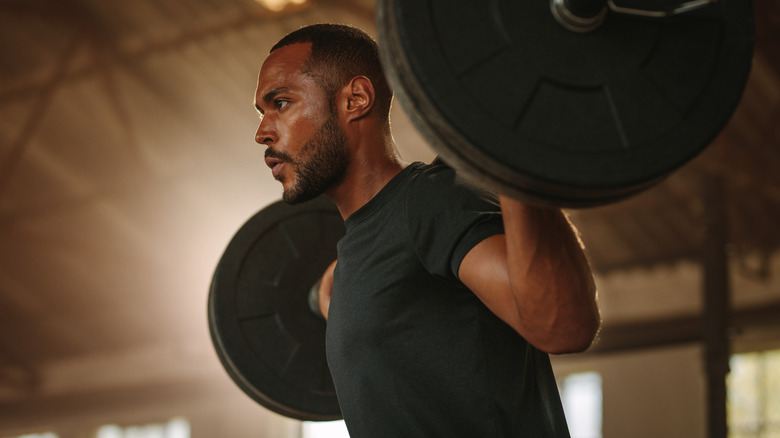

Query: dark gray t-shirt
326 161 570 438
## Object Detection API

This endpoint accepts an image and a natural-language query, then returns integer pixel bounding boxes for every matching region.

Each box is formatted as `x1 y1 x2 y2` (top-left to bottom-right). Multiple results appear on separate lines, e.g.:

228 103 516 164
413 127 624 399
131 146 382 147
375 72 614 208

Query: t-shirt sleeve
403 164 505 281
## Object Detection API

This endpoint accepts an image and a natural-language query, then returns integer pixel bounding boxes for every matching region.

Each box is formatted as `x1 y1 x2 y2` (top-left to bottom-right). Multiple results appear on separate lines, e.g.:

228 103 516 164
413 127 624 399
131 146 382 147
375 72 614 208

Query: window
301 420 349 438
95 418 189 438
560 371 603 438
728 349 780 438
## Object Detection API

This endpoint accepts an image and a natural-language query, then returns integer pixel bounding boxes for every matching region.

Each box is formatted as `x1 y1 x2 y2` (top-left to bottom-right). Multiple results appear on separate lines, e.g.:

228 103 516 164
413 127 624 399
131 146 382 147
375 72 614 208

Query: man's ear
339 76 375 122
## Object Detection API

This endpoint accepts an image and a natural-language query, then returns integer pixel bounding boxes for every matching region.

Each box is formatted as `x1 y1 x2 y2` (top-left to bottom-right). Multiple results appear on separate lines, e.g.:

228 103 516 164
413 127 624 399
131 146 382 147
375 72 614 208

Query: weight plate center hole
508 1 659 88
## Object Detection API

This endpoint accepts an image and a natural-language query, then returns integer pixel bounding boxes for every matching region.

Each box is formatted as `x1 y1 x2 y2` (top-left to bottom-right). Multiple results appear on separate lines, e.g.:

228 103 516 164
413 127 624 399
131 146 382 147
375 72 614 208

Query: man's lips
265 156 284 178
265 149 291 179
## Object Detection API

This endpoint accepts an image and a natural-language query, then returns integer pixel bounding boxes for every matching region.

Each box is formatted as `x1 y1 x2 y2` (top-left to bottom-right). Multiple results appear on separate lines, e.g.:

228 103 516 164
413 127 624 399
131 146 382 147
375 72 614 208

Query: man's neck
327 138 407 220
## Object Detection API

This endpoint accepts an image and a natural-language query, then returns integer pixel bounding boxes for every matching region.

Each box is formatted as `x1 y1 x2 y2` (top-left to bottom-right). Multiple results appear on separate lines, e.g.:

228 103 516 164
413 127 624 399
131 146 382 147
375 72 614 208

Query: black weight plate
377 0 754 207
208 196 344 421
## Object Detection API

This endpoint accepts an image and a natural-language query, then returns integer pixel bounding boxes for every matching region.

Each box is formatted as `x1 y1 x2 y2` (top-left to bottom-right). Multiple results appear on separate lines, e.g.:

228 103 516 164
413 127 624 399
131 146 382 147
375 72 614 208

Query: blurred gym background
1 0 779 437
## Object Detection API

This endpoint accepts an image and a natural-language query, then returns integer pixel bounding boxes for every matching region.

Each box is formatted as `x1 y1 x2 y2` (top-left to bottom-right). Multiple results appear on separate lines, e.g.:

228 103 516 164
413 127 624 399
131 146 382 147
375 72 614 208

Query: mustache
264 148 294 163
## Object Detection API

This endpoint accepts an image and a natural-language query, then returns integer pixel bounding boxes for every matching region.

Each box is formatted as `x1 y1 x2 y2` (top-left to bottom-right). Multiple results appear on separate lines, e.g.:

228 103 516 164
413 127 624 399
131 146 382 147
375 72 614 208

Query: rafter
0 33 83 197
0 2 308 103
0 336 39 393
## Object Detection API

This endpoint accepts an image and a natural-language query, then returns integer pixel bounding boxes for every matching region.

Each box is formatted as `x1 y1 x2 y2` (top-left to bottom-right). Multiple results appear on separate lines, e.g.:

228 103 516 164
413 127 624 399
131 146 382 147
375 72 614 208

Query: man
254 24 600 437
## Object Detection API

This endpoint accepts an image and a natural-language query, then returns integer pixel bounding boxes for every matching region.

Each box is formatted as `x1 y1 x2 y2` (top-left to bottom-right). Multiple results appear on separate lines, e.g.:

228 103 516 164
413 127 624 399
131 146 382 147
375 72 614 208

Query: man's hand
317 260 338 320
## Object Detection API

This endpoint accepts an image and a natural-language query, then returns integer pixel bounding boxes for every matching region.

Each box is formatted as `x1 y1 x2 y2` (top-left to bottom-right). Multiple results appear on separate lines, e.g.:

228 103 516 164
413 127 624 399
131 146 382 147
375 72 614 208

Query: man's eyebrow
264 87 290 103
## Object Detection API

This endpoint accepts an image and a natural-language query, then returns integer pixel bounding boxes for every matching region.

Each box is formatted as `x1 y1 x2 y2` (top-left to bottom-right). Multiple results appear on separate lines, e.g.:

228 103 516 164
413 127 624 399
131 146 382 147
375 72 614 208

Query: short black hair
271 24 393 122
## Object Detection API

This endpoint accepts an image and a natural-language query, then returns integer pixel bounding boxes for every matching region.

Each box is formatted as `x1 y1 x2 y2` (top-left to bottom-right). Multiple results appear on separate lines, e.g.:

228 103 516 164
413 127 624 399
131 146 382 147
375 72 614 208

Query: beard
281 113 350 205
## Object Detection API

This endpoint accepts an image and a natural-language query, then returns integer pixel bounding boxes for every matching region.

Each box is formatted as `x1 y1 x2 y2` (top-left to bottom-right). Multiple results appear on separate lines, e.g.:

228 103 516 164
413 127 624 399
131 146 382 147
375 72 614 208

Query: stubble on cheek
281 116 349 205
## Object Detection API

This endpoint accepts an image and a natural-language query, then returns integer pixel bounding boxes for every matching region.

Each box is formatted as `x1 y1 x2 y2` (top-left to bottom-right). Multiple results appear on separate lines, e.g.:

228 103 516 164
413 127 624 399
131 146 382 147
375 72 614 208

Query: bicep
457 234 523 333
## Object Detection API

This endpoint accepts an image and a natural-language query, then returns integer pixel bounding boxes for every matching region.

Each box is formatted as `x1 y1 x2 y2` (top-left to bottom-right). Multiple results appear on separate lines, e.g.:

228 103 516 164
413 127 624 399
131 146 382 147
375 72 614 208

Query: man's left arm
458 195 600 354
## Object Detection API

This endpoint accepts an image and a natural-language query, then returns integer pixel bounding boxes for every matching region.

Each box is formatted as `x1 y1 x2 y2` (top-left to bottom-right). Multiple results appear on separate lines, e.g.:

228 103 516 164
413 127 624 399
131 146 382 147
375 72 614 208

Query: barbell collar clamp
550 0 608 33
607 0 717 18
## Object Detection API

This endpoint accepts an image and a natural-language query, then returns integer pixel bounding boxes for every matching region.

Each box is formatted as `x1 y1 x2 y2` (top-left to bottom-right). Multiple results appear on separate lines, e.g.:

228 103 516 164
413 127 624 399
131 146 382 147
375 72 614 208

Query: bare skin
255 43 600 354
459 198 599 353
316 259 337 318
254 43 406 218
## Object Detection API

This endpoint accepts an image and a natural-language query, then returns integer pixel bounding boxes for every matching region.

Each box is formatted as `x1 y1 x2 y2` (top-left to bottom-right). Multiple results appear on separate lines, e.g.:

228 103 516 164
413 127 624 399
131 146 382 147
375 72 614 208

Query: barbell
209 0 754 420
377 0 754 207
208 196 344 420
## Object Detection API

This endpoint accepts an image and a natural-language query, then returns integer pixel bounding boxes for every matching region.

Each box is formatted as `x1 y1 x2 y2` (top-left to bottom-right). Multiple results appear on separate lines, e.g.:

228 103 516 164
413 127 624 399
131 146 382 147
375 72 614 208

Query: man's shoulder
405 159 495 201
405 158 456 187
410 157 453 174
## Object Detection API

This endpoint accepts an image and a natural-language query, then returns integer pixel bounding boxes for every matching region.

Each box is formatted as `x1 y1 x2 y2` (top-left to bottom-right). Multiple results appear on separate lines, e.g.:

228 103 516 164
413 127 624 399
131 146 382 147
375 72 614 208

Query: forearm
499 195 600 353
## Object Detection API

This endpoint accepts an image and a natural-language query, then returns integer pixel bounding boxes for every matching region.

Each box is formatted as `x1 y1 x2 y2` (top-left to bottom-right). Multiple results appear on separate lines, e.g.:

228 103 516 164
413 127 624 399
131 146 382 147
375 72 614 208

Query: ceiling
0 0 779 424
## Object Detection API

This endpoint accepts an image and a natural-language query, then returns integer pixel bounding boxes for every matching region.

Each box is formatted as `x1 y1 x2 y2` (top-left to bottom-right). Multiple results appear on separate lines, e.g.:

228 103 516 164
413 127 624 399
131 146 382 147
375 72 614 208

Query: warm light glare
96 426 122 438
728 350 780 436
254 0 306 12
95 418 190 438
302 420 350 438
561 372 603 438
15 434 57 438
165 418 190 438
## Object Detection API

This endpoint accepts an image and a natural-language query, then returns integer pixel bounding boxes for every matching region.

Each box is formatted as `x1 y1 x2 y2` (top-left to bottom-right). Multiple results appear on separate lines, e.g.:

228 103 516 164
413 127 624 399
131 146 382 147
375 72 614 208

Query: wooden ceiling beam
0 34 83 197
592 248 701 274
587 300 780 355
752 0 780 80
695 159 780 205
0 337 40 393
0 364 39 393
0 0 77 22
0 2 305 102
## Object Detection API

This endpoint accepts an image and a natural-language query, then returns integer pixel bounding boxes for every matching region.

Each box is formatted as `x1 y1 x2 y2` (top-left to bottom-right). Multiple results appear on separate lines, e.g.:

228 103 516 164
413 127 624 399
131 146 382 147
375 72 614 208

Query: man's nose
255 119 277 145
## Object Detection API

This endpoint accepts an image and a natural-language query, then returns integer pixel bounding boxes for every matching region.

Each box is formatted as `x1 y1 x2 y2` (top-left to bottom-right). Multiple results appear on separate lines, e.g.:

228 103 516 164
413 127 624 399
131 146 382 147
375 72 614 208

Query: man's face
254 43 349 204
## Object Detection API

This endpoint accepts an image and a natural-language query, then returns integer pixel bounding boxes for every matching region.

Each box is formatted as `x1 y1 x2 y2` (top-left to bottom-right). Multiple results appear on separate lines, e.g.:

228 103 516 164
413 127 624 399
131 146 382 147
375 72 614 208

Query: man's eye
276 100 289 110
